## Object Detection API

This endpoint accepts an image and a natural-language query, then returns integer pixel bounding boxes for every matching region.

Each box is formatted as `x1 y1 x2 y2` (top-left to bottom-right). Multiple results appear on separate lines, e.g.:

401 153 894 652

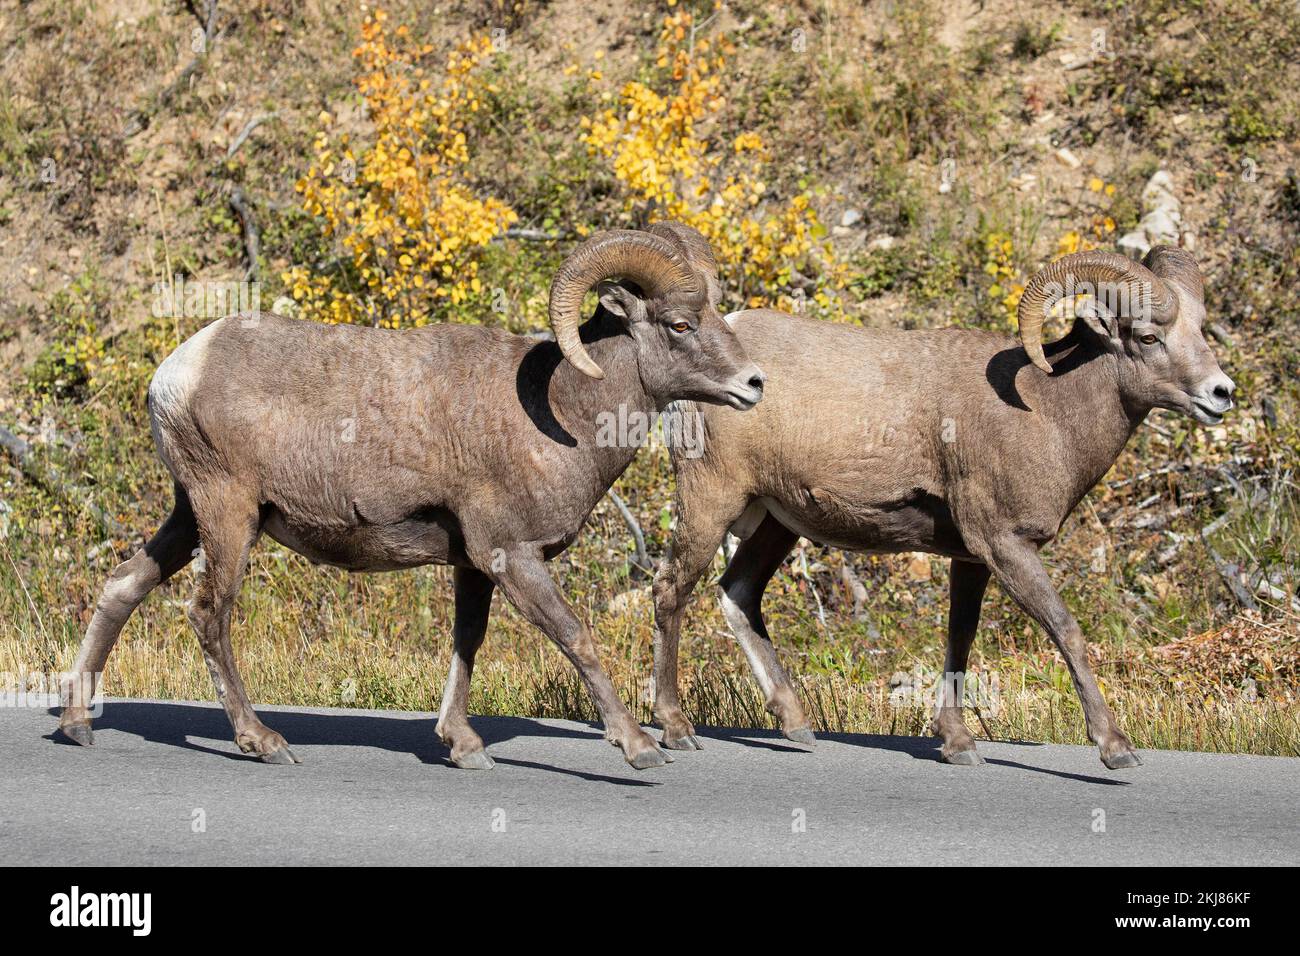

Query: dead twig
492 227 577 243
606 490 653 578
971 705 996 742
1207 546 1260 612
1208 322 1236 349
226 111 279 159
122 2 223 137
228 187 260 281
0 425 129 541
1156 512 1231 567
839 560 868 621
1106 455 1251 491
796 544 828 631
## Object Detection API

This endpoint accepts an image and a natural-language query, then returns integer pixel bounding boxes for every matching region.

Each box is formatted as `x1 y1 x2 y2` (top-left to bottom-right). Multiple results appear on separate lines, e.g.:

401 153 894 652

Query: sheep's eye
1139 333 1158 346
670 321 692 334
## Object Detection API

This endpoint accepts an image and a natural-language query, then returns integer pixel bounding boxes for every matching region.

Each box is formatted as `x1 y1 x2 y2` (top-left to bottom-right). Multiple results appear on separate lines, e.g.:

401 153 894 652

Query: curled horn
1143 245 1203 300
1017 250 1177 373
548 230 701 379
645 221 723 307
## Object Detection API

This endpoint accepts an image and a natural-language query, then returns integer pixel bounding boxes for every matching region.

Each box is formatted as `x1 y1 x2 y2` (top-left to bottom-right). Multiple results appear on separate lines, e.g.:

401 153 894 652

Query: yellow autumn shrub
579 4 844 316
283 10 516 328
987 177 1122 330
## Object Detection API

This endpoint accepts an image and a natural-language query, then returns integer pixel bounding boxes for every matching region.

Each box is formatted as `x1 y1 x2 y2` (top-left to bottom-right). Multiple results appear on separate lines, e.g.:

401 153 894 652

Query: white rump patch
149 318 224 416
148 318 224 475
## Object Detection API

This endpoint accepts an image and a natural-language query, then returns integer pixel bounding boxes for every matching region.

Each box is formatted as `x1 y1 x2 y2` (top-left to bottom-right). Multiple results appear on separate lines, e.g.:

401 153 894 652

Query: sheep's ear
1077 295 1119 343
596 281 646 324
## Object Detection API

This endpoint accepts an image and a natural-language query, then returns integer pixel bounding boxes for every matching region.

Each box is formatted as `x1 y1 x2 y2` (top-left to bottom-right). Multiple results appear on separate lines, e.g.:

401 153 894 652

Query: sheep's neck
554 312 659 489
1040 329 1147 501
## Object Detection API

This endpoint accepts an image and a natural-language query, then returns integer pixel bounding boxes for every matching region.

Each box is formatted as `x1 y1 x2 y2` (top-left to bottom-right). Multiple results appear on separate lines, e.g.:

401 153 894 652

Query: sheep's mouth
1191 401 1227 425
724 386 762 410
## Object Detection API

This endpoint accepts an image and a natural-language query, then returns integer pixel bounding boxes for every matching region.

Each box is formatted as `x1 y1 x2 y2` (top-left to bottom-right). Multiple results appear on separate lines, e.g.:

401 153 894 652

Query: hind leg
186 484 296 764
435 566 496 770
58 486 199 744
931 559 991 765
717 515 810 743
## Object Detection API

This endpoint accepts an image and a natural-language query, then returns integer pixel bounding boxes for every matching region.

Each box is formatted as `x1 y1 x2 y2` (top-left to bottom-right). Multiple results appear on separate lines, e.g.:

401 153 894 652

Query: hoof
452 749 495 771
661 734 702 751
57 723 94 747
628 747 672 770
784 726 817 747
1101 748 1141 770
260 746 301 765
943 748 984 766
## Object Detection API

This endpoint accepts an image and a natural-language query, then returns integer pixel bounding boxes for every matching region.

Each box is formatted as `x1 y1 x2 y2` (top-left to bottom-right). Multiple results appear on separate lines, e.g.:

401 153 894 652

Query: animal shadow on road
832 733 1129 786
45 702 658 786
701 726 1127 786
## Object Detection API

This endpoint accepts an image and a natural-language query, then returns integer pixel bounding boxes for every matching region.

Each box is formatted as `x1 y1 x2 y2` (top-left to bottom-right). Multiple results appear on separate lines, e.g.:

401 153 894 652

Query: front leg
651 536 716 751
651 490 749 750
486 543 670 770
984 535 1140 769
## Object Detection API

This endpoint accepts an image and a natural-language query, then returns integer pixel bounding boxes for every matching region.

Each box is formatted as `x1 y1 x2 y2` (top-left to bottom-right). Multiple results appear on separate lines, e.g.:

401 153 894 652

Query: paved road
2 698 1296 865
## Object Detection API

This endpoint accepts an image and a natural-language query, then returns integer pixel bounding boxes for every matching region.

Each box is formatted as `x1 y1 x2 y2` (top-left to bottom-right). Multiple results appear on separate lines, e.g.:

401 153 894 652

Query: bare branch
226 112 279 159
228 187 260 281
606 489 653 577
0 425 128 541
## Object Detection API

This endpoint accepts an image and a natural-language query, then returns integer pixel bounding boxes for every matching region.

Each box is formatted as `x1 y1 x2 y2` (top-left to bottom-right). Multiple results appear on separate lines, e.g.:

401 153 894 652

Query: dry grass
2 524 1296 755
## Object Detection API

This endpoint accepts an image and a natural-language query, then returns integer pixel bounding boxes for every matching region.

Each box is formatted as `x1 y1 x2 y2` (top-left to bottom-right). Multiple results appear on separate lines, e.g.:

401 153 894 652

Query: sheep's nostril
1213 382 1233 401
747 374 765 392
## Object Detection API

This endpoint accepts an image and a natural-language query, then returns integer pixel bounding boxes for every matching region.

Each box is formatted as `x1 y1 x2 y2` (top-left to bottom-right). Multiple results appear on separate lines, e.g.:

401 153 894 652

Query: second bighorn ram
59 223 765 771
651 247 1234 769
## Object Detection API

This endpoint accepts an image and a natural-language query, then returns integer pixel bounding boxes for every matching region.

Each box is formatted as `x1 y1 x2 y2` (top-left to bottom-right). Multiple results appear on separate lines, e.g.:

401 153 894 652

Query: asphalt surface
2 698 1296 865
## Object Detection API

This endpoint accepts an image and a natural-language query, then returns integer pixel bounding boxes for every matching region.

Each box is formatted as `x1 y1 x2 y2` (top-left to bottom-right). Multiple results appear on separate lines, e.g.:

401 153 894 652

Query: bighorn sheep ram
651 247 1234 769
58 223 765 771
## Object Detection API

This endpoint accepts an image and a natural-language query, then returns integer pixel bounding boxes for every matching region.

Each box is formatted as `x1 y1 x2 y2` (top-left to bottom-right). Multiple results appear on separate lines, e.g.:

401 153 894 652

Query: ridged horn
1017 250 1177 373
645 221 723 306
1143 245 1203 300
548 230 702 379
